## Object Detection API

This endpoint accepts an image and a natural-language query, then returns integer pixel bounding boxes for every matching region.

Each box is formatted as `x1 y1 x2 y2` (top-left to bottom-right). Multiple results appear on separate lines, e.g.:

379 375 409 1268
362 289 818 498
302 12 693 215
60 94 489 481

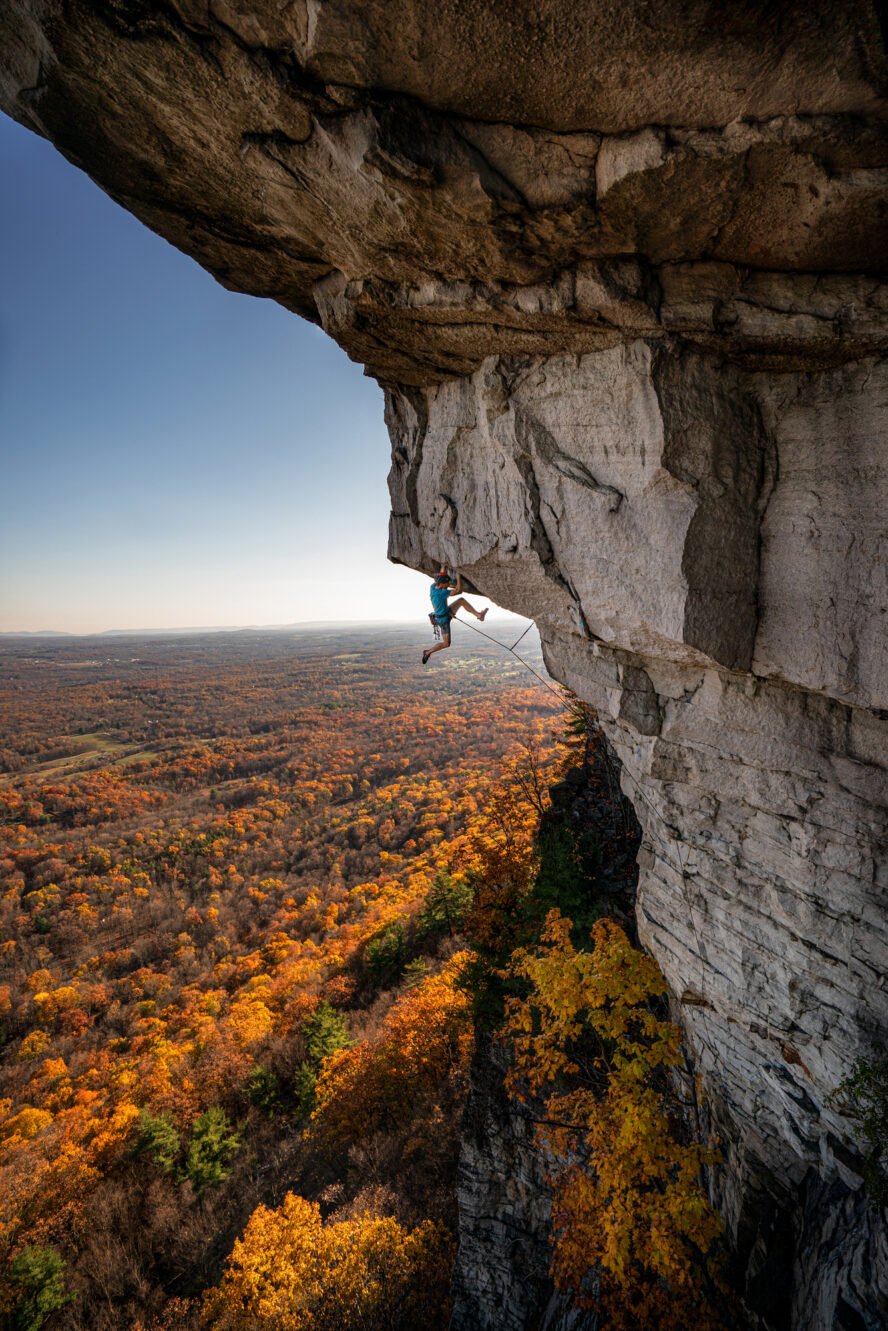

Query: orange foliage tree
451 748 556 1023
309 953 473 1150
505 910 725 1331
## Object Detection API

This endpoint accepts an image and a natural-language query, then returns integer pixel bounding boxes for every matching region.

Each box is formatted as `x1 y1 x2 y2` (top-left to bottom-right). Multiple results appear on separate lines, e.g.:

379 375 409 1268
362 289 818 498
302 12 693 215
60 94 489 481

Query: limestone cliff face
392 349 888 1327
1 4 886 1326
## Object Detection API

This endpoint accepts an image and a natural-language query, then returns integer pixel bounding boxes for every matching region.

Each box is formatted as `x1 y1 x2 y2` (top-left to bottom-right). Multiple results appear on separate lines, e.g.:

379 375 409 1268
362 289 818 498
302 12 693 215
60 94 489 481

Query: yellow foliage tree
204 1192 454 1331
17 1031 51 1061
505 911 725 1331
0 1106 53 1144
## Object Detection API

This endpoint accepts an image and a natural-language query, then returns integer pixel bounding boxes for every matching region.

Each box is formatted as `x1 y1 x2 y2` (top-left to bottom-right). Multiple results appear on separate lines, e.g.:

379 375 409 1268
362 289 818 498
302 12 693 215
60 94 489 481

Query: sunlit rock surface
1 3 886 1326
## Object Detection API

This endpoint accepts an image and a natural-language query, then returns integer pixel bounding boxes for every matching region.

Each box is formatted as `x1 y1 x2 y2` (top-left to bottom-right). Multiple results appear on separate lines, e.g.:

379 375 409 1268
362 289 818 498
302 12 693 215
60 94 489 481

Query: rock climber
422 569 488 665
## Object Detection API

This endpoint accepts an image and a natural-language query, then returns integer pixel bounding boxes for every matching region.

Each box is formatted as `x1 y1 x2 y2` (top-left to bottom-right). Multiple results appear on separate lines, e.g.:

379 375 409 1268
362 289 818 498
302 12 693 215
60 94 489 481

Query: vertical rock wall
388 346 888 1326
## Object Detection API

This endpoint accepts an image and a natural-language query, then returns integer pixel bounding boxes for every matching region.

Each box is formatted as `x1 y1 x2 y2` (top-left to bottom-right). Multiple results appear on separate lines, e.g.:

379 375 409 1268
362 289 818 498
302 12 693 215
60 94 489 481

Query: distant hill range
0 615 524 640
1 621 407 638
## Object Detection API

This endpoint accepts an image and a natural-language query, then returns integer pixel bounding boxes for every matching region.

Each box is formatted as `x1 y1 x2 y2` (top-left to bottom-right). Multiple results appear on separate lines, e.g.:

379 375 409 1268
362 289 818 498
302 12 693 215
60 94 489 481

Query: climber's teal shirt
430 582 451 619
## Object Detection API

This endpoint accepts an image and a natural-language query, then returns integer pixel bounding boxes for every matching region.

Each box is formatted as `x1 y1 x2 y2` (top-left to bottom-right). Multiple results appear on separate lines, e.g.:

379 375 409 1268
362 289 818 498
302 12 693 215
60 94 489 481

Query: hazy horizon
0 610 528 638
0 113 464 635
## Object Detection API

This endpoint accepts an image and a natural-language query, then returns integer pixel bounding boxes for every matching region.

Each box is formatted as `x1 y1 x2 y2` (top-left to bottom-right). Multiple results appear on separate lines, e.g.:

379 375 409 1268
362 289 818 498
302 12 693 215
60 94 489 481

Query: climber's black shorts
431 611 453 635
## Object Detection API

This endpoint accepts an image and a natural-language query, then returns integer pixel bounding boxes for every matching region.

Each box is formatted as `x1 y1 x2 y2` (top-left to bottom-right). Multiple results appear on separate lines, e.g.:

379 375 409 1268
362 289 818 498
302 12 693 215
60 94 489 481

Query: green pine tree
418 871 473 938
183 1108 241 1190
295 1002 350 1114
365 921 406 984
9 1246 73 1331
136 1108 181 1173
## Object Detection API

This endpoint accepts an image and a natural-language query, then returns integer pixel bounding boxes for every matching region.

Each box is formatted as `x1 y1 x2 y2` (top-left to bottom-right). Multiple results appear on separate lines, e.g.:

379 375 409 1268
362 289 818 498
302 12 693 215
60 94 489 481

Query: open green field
0 731 159 784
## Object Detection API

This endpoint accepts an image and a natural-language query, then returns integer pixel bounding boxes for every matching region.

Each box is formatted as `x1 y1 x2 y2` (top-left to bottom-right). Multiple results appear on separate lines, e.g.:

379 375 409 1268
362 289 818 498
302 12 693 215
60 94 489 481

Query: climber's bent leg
449 597 487 621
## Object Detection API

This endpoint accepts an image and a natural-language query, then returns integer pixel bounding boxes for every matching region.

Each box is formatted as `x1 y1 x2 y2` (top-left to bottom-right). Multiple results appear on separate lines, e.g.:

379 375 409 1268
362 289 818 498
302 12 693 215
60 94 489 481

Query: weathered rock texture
1 3 886 1326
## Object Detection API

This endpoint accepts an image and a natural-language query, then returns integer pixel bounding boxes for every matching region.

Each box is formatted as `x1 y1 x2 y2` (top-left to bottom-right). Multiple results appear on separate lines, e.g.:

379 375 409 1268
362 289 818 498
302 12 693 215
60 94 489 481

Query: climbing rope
507 620 534 654
452 612 568 707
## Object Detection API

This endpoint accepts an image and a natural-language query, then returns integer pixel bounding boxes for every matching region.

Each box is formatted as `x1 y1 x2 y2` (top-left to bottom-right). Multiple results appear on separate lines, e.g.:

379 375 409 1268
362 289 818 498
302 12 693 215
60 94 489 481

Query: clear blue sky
0 112 435 633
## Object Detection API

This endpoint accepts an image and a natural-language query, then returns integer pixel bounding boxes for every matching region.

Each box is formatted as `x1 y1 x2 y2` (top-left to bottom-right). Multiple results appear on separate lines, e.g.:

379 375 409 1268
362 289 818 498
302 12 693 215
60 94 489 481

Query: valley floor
0 626 560 1330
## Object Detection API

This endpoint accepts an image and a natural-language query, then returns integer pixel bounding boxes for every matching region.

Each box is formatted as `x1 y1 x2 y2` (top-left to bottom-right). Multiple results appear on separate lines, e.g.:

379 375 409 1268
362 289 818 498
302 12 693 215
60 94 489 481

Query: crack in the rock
401 389 429 529
516 406 624 510
240 127 313 154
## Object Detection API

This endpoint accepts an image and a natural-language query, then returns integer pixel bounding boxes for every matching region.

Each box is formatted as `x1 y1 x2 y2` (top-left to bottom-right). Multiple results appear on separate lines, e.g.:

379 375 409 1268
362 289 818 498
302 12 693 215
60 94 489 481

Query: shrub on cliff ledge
505 910 725 1331
831 1048 888 1205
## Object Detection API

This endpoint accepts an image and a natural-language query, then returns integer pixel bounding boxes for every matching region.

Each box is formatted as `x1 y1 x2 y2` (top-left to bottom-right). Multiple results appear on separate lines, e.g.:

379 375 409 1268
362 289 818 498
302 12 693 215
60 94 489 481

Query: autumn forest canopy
0 625 727 1330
